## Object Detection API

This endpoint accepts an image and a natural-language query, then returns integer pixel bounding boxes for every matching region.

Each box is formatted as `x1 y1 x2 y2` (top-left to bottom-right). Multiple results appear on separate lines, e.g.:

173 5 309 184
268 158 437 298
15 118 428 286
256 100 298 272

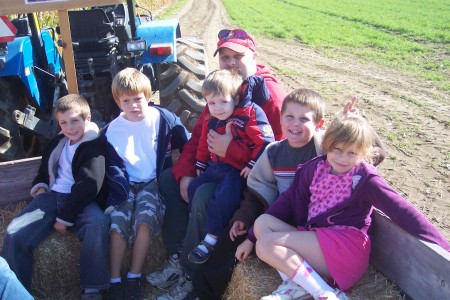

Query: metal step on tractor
0 0 206 162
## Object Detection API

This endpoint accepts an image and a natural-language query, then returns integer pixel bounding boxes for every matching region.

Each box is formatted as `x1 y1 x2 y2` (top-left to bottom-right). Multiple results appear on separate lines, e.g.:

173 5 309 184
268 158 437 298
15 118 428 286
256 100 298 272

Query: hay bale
32 232 81 300
224 255 406 300
31 233 168 300
0 202 169 300
224 256 279 300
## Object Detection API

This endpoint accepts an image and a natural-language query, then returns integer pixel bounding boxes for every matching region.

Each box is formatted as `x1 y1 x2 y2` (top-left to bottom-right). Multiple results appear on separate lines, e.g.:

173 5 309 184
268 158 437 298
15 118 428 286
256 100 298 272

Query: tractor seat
68 9 118 52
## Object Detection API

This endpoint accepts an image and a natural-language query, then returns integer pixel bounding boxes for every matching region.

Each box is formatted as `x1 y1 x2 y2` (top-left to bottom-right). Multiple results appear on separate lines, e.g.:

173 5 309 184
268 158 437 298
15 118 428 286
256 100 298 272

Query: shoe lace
169 278 191 296
164 254 179 269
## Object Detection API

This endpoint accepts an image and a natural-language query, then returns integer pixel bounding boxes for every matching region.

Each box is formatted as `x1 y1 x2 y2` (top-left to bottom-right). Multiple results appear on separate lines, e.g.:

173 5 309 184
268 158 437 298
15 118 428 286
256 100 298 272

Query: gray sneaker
260 280 312 300
156 275 193 300
146 254 183 289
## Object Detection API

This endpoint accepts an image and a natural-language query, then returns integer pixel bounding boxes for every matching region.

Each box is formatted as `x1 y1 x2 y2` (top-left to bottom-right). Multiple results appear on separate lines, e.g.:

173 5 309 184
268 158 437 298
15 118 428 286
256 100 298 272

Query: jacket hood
256 64 279 84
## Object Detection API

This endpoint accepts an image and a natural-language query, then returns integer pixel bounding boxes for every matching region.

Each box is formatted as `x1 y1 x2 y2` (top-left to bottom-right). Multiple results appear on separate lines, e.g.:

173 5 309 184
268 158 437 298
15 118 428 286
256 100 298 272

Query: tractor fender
137 19 180 64
0 30 60 111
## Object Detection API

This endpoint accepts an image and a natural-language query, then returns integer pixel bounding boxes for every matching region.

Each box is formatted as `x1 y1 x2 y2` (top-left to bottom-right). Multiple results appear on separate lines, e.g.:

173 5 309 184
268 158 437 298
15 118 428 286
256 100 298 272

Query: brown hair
54 94 91 120
111 68 152 106
322 113 374 162
201 69 243 104
281 88 325 124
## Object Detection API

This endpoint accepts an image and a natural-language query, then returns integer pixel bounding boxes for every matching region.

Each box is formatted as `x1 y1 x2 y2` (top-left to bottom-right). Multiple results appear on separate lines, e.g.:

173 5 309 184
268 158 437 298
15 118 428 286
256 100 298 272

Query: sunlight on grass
274 67 300 76
155 0 188 19
222 0 450 91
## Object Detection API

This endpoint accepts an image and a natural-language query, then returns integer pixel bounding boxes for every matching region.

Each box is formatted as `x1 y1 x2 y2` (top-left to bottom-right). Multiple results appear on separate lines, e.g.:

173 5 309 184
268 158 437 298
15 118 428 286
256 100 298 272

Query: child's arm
30 136 61 197
235 239 254 262
367 174 450 251
229 189 266 241
344 96 386 165
195 117 211 172
167 110 190 152
246 143 279 202
371 130 386 166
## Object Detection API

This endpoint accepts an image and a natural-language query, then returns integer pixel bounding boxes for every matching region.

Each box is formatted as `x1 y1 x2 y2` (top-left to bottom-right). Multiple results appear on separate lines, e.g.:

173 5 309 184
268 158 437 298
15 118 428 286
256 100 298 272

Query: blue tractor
0 1 206 161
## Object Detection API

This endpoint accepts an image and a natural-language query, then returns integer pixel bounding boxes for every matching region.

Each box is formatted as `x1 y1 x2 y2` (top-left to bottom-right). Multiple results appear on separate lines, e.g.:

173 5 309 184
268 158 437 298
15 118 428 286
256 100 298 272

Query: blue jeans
1 191 110 290
0 256 33 300
188 161 245 237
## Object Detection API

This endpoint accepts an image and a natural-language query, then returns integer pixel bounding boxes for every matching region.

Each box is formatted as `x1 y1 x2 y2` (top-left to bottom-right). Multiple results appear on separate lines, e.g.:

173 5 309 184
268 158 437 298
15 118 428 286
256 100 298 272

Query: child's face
327 143 364 174
56 109 89 145
280 102 323 148
206 93 236 120
118 92 149 122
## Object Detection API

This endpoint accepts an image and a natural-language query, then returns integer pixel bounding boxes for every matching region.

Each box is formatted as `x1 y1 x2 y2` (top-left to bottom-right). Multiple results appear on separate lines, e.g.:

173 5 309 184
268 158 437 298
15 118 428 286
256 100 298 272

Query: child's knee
253 214 268 238
255 238 269 260
136 223 152 236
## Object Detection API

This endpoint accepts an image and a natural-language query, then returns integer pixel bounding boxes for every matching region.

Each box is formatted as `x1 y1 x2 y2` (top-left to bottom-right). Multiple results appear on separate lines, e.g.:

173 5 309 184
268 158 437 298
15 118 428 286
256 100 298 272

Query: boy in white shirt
104 68 189 300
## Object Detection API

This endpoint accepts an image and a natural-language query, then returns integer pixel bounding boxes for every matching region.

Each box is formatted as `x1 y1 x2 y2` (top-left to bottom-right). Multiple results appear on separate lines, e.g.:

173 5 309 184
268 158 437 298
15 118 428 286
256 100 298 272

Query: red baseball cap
214 29 257 56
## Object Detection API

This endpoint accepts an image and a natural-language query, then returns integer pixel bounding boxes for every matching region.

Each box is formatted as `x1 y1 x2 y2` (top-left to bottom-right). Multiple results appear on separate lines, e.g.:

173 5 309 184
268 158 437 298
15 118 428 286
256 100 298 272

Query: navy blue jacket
32 127 106 224
102 106 190 211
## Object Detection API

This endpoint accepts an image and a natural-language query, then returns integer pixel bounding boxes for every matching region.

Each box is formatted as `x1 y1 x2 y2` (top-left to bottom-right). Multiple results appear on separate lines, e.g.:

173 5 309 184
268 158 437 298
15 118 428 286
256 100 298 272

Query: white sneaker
156 274 194 300
146 254 183 288
318 288 349 300
260 280 312 300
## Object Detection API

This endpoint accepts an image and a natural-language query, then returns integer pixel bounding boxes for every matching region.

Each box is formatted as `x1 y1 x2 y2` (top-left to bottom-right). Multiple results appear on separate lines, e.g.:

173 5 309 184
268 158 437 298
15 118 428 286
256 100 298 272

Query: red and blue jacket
196 77 275 171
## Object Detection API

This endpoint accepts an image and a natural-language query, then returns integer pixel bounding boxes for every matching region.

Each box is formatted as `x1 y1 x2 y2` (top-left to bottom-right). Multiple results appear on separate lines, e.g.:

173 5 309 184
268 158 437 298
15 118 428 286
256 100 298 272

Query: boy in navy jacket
2 94 110 299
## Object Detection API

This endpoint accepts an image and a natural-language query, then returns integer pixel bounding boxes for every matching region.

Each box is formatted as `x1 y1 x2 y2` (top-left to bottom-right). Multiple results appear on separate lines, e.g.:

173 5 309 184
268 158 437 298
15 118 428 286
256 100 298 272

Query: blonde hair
322 113 374 162
281 88 325 124
54 94 91 120
111 68 152 106
201 69 243 103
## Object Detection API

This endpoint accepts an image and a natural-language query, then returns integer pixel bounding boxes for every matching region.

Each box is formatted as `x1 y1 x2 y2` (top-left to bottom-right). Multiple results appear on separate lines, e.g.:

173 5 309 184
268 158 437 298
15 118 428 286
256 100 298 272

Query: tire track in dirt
176 0 231 71
175 0 450 238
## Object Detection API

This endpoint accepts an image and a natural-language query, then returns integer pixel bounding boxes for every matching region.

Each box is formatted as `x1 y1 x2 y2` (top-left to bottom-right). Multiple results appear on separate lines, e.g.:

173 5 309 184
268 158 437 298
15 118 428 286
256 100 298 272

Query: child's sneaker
188 240 214 264
147 254 183 288
260 280 312 300
318 288 349 300
156 274 193 300
106 282 124 300
124 278 141 300
106 282 123 300
80 292 103 300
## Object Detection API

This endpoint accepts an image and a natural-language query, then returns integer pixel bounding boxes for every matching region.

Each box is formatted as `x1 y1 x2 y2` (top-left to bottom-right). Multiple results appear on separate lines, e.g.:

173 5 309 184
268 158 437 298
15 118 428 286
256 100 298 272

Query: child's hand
179 176 194 203
235 239 254 261
196 169 203 176
343 96 362 116
54 221 69 235
240 167 251 178
230 220 247 241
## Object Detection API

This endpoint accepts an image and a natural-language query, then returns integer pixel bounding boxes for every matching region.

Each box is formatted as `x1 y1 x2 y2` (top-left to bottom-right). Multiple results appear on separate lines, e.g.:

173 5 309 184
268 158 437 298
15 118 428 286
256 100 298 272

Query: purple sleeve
367 175 450 252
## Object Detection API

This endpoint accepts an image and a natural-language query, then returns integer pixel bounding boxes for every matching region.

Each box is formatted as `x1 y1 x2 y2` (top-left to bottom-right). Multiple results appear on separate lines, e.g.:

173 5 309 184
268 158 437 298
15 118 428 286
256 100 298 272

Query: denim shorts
110 180 165 244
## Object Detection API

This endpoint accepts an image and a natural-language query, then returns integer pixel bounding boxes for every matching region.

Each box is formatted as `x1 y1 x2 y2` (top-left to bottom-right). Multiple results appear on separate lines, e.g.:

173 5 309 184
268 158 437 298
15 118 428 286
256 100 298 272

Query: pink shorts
297 226 370 291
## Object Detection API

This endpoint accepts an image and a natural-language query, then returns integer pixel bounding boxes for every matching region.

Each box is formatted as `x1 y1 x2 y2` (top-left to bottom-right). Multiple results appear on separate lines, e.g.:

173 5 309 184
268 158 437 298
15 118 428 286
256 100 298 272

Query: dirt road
175 0 450 239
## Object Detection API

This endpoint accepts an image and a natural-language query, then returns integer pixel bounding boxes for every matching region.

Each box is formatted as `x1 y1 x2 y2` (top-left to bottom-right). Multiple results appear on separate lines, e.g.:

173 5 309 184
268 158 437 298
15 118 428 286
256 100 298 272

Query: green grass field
222 0 450 90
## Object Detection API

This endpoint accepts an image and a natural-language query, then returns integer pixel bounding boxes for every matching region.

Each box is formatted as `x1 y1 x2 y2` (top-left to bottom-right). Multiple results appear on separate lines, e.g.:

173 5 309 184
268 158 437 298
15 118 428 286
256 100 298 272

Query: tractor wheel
0 79 26 161
159 37 208 131
0 78 43 161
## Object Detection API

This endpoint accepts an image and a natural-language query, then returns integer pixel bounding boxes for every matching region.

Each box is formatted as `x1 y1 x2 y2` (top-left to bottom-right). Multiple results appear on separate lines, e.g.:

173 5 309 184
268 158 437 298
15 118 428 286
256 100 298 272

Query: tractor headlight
126 39 147 53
